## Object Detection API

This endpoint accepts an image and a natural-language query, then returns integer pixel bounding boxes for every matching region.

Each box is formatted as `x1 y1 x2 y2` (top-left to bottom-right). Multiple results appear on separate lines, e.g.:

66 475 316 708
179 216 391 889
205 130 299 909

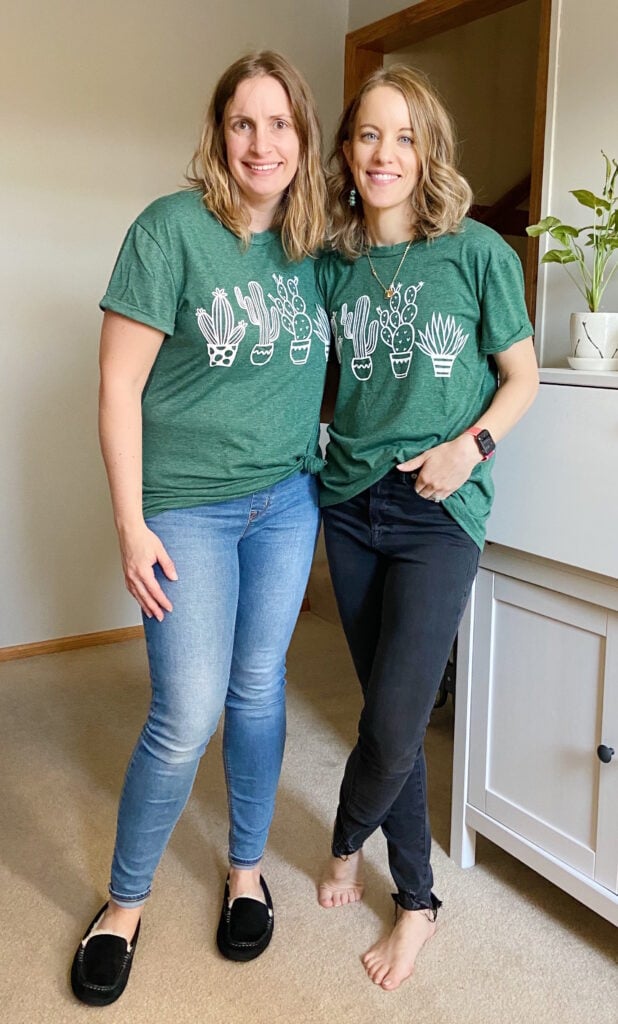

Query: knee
227 656 286 709
360 721 422 778
141 707 218 765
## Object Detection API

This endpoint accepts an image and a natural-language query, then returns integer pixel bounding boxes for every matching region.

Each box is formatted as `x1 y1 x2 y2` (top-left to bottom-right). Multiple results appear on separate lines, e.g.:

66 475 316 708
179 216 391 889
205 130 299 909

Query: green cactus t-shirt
316 218 533 549
100 190 329 517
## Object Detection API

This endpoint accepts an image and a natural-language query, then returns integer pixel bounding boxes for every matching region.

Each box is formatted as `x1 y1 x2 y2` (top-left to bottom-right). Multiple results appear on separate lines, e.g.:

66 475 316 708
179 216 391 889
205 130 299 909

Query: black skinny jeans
323 469 480 911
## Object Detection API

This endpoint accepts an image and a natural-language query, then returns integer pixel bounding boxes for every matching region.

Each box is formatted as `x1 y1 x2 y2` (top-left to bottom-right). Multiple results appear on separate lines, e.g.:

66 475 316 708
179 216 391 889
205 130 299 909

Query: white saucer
567 356 618 371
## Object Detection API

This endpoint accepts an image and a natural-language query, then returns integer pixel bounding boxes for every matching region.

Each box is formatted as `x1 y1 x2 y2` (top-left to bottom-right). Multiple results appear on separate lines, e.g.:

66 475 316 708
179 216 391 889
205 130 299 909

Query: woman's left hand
397 435 480 502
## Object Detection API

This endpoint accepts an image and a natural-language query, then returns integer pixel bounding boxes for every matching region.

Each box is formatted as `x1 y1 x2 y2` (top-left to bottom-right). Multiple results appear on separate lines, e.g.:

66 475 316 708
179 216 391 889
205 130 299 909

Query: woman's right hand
118 523 178 621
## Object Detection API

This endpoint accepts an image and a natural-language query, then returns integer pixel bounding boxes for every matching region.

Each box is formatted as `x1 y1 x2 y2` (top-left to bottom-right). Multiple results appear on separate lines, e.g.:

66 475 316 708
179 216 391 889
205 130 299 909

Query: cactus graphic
417 312 468 377
234 281 280 365
378 282 424 378
313 304 331 360
268 275 313 364
340 295 379 380
196 289 247 367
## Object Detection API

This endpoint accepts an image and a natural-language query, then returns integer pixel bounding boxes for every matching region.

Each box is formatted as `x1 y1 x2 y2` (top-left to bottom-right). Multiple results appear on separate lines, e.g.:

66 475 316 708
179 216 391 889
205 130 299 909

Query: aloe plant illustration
234 281 280 365
268 275 313 364
378 281 424 378
341 295 379 380
416 312 468 377
313 304 331 360
196 289 247 367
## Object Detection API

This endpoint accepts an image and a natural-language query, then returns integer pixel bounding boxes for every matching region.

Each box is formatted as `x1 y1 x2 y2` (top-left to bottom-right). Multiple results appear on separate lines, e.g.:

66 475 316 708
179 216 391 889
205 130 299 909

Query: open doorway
344 0 552 322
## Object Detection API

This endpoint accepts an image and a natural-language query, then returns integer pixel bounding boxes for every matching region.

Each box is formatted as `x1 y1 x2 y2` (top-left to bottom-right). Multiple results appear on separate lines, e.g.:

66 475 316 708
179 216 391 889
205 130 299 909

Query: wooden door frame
344 0 553 322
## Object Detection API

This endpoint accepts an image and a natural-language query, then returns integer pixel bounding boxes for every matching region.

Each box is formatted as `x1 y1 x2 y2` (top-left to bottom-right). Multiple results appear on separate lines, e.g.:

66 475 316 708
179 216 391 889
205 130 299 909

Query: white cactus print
417 312 469 377
269 275 313 364
378 282 424 379
196 289 247 367
234 281 280 365
313 304 331 360
340 296 379 380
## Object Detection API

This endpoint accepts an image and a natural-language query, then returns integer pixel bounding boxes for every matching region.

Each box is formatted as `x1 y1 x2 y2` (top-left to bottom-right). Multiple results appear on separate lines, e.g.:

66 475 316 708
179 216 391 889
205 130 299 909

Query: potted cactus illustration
268 275 313 364
378 282 423 378
340 296 379 379
416 312 468 377
313 304 331 360
234 281 280 365
196 289 247 367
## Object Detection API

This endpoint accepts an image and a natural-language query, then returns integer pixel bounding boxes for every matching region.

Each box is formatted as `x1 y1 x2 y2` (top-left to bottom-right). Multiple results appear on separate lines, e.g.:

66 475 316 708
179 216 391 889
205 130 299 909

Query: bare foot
92 903 142 945
362 906 437 990
228 864 265 904
318 850 364 908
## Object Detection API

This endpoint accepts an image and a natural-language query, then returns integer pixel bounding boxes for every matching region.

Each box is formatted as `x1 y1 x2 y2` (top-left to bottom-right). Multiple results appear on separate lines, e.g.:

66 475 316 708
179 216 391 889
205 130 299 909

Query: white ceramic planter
569 312 618 370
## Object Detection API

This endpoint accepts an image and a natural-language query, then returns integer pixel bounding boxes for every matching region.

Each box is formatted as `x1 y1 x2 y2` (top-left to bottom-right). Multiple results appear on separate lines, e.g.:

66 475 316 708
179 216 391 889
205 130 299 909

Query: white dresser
450 369 618 926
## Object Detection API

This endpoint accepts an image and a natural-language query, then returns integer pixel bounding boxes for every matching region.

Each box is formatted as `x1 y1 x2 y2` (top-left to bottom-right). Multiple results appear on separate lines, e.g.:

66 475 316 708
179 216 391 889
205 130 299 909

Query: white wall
534 0 618 366
1 0 347 647
348 0 407 31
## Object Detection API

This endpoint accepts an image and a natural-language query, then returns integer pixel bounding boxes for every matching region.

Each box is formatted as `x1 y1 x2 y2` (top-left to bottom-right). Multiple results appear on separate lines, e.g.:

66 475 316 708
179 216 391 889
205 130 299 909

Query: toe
317 887 333 908
370 962 388 986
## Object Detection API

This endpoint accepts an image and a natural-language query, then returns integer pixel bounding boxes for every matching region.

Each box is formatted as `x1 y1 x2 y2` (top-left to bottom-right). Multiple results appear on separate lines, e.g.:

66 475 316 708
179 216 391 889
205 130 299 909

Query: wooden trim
345 0 524 54
525 0 553 326
0 602 314 662
0 625 144 663
344 41 382 105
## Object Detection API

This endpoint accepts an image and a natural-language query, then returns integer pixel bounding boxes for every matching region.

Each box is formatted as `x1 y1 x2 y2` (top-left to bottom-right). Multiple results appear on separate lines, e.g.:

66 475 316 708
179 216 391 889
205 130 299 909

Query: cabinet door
596 611 618 893
468 569 617 891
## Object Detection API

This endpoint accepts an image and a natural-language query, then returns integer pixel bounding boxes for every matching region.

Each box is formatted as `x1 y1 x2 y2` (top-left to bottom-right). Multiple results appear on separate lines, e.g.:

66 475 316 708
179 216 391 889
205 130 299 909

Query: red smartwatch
465 427 496 460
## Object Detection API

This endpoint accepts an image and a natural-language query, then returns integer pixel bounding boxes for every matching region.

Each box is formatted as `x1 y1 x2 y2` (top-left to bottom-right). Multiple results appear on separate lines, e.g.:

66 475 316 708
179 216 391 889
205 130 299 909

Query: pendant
385 287 394 299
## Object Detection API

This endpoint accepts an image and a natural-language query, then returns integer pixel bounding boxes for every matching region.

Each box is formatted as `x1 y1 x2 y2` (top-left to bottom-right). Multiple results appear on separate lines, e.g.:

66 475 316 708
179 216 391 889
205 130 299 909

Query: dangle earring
348 187 356 208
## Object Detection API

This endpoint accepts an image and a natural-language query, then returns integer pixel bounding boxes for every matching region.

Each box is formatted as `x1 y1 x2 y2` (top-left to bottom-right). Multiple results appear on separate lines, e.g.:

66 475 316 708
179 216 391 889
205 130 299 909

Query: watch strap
465 427 495 460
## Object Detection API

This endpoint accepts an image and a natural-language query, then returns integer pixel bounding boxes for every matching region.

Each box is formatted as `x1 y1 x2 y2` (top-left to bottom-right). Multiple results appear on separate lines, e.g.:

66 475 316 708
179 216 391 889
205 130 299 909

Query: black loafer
70 903 140 1006
216 876 274 962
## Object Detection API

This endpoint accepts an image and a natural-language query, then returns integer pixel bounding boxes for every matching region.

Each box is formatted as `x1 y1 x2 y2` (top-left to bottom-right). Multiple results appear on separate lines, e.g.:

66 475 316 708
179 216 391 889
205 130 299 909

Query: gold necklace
366 238 414 300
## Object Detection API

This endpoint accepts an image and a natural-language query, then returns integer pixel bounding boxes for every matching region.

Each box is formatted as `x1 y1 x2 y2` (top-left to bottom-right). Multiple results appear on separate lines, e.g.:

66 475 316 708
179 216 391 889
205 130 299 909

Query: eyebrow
227 111 293 120
358 122 414 132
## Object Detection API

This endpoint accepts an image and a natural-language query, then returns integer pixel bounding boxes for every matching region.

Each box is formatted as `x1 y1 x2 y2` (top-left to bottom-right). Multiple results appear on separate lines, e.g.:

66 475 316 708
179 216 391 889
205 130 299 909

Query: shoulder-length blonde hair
328 64 472 259
186 51 326 262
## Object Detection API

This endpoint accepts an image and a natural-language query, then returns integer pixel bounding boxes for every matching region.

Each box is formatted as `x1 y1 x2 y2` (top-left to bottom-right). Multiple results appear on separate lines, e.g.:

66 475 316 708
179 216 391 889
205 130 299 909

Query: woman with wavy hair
70 51 327 1006
317 65 538 990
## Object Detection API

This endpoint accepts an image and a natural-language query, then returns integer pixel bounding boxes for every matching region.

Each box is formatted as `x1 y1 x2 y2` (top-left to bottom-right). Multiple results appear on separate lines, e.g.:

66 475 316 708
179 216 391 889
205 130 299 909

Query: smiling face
224 74 300 231
344 84 420 237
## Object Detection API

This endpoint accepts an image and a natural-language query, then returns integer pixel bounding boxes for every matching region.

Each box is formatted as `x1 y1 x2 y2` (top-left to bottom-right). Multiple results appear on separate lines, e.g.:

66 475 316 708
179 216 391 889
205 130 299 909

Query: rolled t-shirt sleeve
479 249 533 355
100 222 178 336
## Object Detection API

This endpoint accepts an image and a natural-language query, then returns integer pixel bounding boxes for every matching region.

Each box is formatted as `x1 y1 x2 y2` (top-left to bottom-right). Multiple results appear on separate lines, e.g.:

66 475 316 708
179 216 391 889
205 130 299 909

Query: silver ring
431 496 441 503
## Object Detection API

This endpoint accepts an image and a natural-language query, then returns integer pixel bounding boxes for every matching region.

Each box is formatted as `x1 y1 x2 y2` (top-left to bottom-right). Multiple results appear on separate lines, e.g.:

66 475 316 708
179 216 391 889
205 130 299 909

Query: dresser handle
597 744 615 764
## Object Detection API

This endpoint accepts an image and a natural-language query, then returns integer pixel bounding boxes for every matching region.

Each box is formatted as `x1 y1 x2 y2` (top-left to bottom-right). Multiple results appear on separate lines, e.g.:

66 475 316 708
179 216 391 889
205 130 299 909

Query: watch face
476 429 496 457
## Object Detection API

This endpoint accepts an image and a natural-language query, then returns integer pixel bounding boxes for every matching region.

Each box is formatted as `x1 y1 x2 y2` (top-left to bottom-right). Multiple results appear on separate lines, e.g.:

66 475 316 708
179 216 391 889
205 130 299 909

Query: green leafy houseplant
526 153 618 312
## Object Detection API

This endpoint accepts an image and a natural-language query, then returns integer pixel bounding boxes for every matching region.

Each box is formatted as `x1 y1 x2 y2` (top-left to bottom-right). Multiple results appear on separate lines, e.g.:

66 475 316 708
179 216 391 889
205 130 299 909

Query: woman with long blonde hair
317 65 538 991
71 50 328 1006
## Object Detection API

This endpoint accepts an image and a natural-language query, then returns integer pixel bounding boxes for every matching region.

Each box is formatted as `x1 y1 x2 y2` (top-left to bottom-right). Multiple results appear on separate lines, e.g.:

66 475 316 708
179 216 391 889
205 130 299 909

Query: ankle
88 903 142 947
228 864 263 900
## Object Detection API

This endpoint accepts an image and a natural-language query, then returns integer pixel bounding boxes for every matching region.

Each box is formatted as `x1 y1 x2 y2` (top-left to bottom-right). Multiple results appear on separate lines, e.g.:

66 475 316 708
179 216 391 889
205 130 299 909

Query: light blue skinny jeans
109 470 319 908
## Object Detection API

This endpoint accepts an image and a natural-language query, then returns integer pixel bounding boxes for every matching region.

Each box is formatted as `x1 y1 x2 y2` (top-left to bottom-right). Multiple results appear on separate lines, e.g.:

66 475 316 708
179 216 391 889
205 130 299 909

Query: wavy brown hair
328 64 472 259
186 51 326 261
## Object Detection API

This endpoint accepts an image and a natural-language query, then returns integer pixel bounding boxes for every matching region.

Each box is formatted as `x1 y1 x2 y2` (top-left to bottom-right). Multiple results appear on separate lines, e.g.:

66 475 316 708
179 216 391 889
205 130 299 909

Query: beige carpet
0 566 616 1024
